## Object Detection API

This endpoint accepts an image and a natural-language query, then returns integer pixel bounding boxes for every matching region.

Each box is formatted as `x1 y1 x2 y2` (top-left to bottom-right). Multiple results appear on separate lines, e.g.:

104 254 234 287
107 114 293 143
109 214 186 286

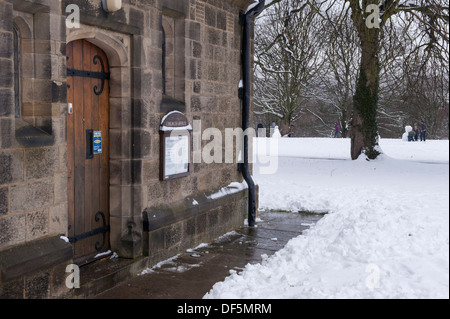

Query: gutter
239 0 266 227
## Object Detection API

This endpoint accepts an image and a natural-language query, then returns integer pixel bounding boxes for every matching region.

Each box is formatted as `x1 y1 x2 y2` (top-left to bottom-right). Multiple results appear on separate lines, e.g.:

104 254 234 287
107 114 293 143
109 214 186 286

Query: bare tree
261 0 449 158
254 0 324 136
311 9 361 138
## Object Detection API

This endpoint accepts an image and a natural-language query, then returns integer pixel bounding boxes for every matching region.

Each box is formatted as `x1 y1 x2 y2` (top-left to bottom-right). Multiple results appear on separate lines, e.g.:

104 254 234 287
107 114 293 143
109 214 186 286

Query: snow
204 138 449 299
207 181 248 200
186 243 209 253
160 125 193 132
139 255 181 275
60 236 69 243
245 0 260 13
94 250 112 259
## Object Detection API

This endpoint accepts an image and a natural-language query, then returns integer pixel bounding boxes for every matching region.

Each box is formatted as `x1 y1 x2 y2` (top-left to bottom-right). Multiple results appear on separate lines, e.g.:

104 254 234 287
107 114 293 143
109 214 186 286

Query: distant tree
261 0 449 158
253 1 324 136
311 10 360 138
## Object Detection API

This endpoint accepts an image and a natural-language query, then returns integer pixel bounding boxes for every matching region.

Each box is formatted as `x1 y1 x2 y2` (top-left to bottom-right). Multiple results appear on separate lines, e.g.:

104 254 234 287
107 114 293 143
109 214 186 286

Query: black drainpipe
239 0 265 227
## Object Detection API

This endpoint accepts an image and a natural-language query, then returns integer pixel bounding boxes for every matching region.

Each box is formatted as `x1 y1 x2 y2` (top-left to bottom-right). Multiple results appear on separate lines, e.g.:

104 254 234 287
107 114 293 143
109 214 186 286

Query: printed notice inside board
164 135 189 178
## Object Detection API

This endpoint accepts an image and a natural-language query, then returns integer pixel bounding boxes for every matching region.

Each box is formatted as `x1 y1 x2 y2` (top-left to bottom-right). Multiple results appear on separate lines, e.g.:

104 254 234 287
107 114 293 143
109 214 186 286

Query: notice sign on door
93 131 102 155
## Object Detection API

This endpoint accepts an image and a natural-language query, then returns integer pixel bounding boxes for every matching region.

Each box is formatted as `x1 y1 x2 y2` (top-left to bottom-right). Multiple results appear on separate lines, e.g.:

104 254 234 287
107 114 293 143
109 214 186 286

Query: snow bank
205 138 449 299
254 137 449 162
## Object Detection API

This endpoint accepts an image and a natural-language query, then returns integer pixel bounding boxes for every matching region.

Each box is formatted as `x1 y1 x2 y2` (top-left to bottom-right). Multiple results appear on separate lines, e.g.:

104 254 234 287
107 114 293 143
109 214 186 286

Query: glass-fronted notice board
163 135 189 177
160 111 192 181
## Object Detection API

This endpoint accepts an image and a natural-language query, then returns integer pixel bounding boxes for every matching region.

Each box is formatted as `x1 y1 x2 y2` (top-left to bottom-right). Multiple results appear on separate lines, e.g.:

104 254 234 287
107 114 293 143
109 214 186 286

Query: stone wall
0 0 256 298
0 0 68 253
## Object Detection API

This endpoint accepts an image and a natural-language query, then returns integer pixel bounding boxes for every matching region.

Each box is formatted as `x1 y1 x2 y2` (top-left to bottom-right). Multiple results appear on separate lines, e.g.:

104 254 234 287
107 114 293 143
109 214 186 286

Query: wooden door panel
67 40 110 265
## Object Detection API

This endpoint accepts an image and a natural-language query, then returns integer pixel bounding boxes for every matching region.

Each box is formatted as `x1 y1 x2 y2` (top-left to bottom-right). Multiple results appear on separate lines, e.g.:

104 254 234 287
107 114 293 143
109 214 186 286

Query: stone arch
66 29 129 68
13 15 32 39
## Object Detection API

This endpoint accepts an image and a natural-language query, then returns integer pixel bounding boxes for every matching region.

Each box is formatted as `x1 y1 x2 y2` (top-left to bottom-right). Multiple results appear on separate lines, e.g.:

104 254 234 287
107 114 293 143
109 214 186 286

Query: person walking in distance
420 120 427 142
414 123 420 142
335 122 342 138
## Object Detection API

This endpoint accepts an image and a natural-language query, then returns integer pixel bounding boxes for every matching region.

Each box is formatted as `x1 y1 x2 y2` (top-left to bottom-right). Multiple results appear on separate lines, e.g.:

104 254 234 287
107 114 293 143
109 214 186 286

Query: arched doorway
66 39 111 265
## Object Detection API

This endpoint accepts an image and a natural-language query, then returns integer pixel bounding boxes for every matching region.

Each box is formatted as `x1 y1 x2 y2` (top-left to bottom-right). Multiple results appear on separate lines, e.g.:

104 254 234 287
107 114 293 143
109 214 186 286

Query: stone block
146 228 164 254
32 39 51 55
0 31 12 59
0 277 24 299
0 150 23 185
0 118 13 149
25 271 50 299
24 147 59 180
131 129 151 158
49 202 68 235
33 103 52 117
33 12 50 41
34 54 52 79
0 2 13 32
0 88 13 117
32 79 52 104
53 172 67 204
52 80 67 103
0 236 72 293
0 59 13 88
217 10 227 31
26 209 49 241
131 98 148 128
196 213 207 234
205 6 217 27
10 180 54 212
110 129 131 159
193 81 201 94
207 208 219 228
0 187 8 216
192 41 202 58
164 223 182 249
187 21 201 41
129 7 145 31
110 67 130 99
186 217 196 236
0 214 25 250
206 28 221 46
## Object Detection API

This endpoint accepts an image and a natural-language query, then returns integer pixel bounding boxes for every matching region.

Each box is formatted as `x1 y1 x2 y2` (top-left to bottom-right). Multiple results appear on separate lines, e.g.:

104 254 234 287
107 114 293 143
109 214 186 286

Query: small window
162 16 175 98
13 24 21 118
161 11 185 103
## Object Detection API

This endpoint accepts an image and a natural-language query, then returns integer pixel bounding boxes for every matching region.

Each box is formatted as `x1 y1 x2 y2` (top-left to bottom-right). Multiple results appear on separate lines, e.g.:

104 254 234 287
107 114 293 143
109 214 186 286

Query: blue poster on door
93 131 102 154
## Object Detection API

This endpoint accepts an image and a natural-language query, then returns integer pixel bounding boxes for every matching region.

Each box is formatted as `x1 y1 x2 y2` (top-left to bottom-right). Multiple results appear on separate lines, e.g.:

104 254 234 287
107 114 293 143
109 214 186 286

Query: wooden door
67 40 110 265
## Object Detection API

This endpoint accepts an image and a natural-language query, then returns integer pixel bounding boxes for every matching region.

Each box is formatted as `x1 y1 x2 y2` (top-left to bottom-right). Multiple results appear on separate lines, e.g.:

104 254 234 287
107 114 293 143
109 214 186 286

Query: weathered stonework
0 0 257 298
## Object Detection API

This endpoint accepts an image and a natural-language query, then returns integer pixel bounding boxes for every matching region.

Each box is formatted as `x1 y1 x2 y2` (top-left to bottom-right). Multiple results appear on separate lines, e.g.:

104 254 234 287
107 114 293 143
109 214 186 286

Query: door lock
68 103 73 115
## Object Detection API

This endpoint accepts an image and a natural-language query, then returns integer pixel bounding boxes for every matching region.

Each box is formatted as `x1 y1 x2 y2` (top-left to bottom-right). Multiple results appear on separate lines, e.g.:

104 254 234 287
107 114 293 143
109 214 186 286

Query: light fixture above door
102 0 122 12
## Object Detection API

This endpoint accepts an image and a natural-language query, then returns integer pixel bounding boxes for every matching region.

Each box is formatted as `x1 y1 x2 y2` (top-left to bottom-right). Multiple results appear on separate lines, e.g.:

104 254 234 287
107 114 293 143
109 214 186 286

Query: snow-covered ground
204 138 449 299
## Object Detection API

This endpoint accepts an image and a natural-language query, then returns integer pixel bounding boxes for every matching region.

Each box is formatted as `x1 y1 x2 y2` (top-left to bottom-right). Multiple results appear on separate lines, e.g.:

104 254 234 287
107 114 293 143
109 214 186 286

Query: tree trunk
280 119 291 136
350 34 381 160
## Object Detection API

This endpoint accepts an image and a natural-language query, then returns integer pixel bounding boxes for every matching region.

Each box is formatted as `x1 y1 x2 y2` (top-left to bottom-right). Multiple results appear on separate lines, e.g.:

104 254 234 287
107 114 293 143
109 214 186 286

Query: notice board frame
159 111 192 181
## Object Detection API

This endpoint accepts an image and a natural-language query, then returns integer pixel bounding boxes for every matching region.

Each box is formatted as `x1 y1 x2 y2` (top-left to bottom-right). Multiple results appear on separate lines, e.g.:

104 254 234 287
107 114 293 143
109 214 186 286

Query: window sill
15 118 54 148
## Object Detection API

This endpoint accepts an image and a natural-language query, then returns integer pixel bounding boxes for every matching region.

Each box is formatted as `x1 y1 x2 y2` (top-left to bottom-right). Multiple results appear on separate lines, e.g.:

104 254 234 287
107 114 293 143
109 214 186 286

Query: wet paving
91 211 324 299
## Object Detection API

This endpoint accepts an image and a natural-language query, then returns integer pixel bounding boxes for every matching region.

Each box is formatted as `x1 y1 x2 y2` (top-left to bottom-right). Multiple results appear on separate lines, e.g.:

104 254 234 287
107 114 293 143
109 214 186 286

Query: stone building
0 0 259 298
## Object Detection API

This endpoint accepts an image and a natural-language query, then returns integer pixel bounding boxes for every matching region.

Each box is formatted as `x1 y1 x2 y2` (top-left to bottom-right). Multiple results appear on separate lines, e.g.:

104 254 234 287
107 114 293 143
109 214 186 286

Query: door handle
86 129 94 159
